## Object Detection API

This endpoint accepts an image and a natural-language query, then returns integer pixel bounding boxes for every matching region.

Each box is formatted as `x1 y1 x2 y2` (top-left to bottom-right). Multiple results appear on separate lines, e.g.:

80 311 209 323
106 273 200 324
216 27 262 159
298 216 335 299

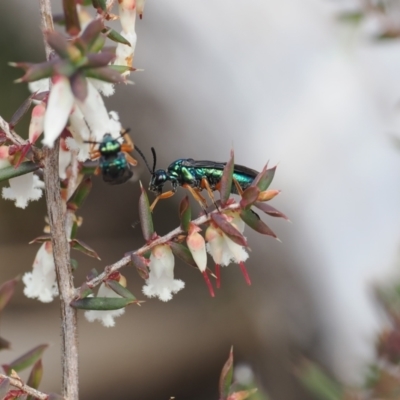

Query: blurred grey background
1 0 400 399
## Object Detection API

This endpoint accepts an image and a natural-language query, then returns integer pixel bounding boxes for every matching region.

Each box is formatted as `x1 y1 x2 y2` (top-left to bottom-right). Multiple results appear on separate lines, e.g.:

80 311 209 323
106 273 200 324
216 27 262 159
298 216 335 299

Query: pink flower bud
29 104 45 144
187 224 207 272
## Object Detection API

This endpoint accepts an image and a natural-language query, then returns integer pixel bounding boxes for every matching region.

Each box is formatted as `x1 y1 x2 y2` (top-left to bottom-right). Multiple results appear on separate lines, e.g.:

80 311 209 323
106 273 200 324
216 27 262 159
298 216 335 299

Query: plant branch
0 115 28 147
39 0 79 399
78 202 242 295
0 373 49 400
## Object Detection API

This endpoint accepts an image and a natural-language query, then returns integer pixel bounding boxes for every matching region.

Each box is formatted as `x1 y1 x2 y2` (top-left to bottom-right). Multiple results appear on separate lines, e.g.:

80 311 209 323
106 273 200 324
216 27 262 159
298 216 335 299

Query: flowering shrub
0 0 285 398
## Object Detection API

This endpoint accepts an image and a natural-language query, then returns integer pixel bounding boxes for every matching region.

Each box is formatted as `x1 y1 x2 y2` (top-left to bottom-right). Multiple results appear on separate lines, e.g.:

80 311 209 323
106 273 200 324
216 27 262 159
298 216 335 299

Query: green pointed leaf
103 27 132 46
70 218 79 239
79 283 93 299
70 72 88 102
139 182 154 241
67 177 92 211
253 202 288 220
70 239 101 260
239 186 260 210
227 389 258 400
29 236 51 245
9 94 35 129
106 280 136 300
130 254 149 280
169 242 198 269
84 66 126 83
0 162 39 183
179 196 191 232
71 297 134 310
252 165 276 192
219 347 234 400
108 65 135 74
0 377 10 398
220 150 234 206
240 209 277 238
0 276 20 312
211 213 247 247
26 359 43 392
92 0 107 11
296 360 343 400
62 0 81 36
0 336 11 351
2 344 48 374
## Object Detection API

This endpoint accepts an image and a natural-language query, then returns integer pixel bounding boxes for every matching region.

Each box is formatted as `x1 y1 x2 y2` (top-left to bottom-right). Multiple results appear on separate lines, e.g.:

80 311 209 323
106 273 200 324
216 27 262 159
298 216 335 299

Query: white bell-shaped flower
142 244 184 302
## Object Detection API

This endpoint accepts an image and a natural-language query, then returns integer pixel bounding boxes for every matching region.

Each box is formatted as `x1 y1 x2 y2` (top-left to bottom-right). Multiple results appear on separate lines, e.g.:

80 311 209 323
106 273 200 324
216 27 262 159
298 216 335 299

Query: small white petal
88 78 115 97
29 104 46 144
142 245 185 301
76 81 121 142
28 78 50 94
43 76 74 148
187 231 207 272
114 31 136 71
2 173 45 209
22 242 58 303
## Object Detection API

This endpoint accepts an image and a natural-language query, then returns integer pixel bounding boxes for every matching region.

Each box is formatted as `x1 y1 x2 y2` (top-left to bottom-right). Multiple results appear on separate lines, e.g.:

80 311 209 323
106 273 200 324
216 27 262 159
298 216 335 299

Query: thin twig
0 373 50 400
39 0 54 58
39 0 79 399
0 115 27 147
79 202 242 295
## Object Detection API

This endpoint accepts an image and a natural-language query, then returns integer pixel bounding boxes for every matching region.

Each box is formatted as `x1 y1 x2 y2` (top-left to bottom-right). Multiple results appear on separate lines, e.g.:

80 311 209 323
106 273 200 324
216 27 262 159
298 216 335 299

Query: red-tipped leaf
138 182 154 241
211 213 247 247
9 94 35 129
253 202 289 220
28 236 51 245
78 19 104 51
45 31 70 59
131 254 149 280
219 347 234 400
0 277 19 313
26 359 43 391
239 186 260 210
83 52 116 68
220 150 234 206
252 165 276 192
84 66 126 83
169 242 198 269
240 209 277 238
2 344 48 374
70 239 101 260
